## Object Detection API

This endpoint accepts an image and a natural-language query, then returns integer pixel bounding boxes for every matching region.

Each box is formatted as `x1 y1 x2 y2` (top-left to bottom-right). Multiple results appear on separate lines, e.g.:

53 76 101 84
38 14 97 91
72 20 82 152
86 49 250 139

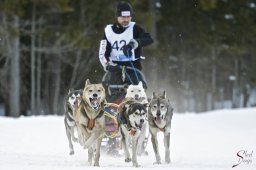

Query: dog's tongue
91 98 99 108
139 122 144 129
135 122 143 130
155 117 162 124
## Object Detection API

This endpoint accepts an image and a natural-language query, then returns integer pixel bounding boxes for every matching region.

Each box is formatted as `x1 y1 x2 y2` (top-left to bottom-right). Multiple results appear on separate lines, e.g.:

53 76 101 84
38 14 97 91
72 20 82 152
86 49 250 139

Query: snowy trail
0 108 256 170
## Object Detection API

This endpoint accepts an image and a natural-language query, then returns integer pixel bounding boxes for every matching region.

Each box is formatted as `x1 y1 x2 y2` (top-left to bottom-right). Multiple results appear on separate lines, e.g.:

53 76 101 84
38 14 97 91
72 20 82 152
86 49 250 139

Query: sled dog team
64 79 174 167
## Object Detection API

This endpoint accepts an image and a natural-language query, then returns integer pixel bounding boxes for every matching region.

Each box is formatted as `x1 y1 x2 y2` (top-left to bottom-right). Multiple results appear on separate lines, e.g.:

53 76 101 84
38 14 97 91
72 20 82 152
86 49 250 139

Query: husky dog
118 98 147 167
64 89 83 155
75 79 106 166
125 81 148 105
125 81 149 155
148 91 173 164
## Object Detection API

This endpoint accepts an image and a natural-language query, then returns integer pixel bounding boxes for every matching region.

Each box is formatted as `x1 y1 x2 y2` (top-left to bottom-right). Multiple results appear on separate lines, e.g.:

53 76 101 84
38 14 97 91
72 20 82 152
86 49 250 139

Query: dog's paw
93 162 100 167
165 154 171 163
125 158 131 162
133 163 141 167
165 159 171 164
69 150 74 155
153 161 161 164
138 150 148 156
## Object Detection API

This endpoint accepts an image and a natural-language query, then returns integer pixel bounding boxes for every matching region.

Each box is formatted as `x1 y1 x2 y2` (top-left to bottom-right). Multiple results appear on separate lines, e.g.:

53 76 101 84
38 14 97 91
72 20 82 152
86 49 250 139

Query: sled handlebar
108 84 127 89
102 65 148 89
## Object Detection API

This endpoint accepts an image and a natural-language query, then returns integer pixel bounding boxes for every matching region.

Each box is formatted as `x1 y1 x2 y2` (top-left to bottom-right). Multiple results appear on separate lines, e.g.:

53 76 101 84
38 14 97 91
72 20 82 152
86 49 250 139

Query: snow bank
0 108 255 170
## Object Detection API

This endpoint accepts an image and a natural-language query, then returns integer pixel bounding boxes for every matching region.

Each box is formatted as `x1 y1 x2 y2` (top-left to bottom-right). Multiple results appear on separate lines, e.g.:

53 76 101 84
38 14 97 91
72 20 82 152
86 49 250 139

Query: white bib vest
105 22 136 62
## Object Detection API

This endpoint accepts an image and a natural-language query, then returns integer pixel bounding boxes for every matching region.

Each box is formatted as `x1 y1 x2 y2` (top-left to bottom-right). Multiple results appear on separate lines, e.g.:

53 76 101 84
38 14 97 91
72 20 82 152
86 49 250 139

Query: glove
123 39 139 57
123 44 133 57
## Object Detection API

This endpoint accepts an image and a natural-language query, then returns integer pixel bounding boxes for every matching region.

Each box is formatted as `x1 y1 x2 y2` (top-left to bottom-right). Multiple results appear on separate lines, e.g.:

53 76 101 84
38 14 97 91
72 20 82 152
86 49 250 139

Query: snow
0 108 256 170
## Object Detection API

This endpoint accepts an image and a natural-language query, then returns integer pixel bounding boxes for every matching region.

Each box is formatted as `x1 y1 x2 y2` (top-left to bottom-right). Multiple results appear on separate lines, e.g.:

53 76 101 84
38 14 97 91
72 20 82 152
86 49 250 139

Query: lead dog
75 79 106 166
64 89 83 155
118 98 147 167
148 91 173 164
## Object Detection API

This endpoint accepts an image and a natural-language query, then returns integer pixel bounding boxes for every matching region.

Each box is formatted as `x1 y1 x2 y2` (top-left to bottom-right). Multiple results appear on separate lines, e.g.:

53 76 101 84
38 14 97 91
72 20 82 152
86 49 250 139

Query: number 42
111 40 127 51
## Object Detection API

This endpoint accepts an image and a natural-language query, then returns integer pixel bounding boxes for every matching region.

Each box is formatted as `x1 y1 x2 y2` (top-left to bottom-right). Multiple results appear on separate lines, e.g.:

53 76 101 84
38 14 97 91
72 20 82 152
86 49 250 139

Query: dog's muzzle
89 94 101 110
134 95 146 103
134 94 140 100
135 119 145 130
154 114 164 124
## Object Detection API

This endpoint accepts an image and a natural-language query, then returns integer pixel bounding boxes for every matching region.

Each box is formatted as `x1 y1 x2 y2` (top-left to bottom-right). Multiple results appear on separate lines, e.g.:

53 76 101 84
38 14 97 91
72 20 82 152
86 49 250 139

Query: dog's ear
76 96 82 107
85 79 91 86
143 103 149 108
147 98 151 103
68 89 74 94
125 104 130 109
138 81 143 87
162 91 166 99
152 92 157 99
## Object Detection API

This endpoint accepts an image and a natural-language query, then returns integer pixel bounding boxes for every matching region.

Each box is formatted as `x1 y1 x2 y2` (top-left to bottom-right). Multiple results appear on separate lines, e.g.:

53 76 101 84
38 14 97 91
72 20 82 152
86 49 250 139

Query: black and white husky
148 91 173 164
64 89 82 155
125 81 149 155
118 98 147 167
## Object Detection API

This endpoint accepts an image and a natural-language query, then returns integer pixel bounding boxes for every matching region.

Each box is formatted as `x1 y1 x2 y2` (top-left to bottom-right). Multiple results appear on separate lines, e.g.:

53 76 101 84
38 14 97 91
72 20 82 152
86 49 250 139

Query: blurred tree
0 0 255 116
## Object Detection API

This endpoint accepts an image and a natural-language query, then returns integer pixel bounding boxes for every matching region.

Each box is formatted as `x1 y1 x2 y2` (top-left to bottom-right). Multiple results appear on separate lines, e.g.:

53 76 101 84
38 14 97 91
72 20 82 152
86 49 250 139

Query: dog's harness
80 101 105 130
102 107 121 138
118 112 141 136
103 102 137 137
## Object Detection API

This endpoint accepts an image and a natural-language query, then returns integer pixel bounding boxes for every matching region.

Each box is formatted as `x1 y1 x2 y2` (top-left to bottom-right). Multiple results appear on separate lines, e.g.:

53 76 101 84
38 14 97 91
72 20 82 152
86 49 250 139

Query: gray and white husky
64 89 82 155
148 91 173 164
